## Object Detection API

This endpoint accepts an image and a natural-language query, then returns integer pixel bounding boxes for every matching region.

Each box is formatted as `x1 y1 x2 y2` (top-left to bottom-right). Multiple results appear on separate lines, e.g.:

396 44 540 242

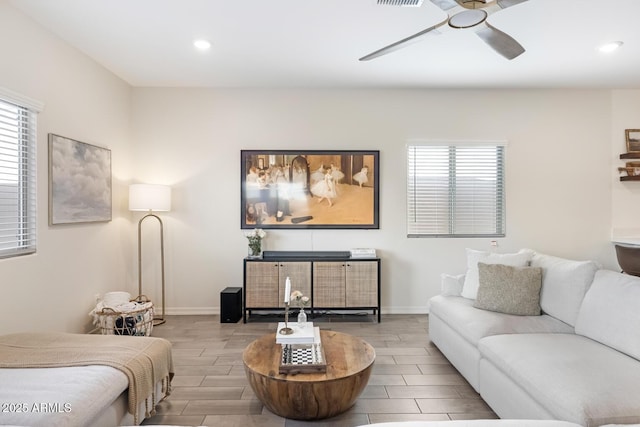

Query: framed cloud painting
48 134 112 225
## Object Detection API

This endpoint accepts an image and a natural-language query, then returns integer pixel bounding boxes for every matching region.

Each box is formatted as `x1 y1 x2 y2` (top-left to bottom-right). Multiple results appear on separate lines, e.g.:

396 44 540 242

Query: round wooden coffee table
242 329 375 420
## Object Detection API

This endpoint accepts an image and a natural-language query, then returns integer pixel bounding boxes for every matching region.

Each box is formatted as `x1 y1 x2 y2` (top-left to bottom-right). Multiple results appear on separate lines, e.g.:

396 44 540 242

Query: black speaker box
220 287 242 323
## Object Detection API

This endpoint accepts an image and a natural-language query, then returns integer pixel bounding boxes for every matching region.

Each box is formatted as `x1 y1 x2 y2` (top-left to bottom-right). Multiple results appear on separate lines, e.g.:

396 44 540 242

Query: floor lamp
129 184 171 326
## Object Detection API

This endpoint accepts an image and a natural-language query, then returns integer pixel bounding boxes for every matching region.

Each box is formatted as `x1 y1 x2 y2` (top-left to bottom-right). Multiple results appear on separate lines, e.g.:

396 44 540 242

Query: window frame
406 140 506 238
0 88 42 259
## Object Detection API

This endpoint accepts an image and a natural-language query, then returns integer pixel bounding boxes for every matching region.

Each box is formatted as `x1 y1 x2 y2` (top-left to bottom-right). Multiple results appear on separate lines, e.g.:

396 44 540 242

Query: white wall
611 90 640 238
131 88 617 315
4 0 639 327
0 2 134 333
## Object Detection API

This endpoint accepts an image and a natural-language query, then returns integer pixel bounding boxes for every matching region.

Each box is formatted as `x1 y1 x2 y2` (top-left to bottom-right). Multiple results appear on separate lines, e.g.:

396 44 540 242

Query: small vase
248 241 262 258
297 308 307 326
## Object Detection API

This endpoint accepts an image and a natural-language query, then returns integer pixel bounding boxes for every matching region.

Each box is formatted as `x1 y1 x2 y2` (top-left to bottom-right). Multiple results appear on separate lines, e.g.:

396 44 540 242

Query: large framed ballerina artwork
240 150 379 229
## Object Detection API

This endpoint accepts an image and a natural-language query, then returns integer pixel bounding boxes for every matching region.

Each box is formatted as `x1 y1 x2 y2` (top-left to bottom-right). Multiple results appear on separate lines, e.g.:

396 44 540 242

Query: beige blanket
0 332 174 425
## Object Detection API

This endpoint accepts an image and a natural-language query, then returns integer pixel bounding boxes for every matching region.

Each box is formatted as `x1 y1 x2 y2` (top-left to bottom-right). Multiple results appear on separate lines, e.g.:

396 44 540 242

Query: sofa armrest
441 273 466 296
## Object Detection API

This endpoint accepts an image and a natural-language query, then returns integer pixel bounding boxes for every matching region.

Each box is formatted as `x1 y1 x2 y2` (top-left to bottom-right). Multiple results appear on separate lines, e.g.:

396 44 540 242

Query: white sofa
428 250 640 427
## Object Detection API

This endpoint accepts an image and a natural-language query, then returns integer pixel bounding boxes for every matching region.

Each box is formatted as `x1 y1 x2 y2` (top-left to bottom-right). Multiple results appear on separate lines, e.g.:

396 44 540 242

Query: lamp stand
138 212 166 326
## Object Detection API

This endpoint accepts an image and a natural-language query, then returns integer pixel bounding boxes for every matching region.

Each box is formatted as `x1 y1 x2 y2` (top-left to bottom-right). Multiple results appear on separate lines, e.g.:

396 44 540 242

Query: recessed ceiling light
193 39 211 51
598 41 623 53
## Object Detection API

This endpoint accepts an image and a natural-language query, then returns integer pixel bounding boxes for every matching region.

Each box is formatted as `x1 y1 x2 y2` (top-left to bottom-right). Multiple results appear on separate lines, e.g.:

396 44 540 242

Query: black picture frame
241 150 379 229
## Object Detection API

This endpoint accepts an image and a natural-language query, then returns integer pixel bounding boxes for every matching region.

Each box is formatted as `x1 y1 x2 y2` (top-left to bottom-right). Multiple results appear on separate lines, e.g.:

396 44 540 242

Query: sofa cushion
474 263 543 316
575 269 640 361
461 248 534 299
478 333 640 426
530 252 599 327
429 295 573 346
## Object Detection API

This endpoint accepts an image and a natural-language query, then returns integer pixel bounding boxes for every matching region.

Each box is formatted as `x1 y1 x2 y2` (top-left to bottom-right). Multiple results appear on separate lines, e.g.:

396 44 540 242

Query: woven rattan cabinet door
345 261 378 307
278 262 311 308
245 261 279 308
313 261 346 307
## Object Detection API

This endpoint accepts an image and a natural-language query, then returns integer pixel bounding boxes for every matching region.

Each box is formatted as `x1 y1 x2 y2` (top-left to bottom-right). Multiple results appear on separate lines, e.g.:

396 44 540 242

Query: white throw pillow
440 273 465 296
461 248 534 300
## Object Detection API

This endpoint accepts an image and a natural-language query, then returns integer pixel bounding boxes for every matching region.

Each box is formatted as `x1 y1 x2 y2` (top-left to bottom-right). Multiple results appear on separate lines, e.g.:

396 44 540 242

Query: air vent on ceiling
377 0 424 6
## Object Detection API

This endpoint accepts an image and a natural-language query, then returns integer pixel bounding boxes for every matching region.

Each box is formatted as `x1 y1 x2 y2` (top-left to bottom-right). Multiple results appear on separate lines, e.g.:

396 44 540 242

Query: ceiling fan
360 0 529 61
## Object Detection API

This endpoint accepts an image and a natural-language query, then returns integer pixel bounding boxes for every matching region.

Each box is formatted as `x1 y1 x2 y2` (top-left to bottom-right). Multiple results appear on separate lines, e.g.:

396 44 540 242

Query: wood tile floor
142 314 497 426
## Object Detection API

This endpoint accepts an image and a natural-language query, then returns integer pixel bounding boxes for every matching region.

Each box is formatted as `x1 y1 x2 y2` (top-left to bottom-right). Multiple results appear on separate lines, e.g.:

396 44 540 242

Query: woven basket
96 295 154 336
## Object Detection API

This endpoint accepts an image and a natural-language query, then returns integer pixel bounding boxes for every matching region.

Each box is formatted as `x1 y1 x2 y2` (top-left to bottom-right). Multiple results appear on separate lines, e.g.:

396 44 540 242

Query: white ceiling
9 0 640 89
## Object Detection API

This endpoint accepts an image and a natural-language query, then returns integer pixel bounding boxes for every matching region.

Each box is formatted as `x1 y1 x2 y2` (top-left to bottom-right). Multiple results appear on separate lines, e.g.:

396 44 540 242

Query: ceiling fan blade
497 0 529 9
475 22 525 60
359 18 448 61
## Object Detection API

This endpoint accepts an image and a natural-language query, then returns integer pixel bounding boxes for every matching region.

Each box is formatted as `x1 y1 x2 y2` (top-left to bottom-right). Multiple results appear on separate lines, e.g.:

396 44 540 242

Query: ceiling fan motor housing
457 0 490 8
448 9 488 28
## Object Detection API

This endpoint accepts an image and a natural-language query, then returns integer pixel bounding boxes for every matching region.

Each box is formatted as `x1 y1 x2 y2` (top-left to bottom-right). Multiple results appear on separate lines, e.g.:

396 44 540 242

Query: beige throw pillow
474 262 543 316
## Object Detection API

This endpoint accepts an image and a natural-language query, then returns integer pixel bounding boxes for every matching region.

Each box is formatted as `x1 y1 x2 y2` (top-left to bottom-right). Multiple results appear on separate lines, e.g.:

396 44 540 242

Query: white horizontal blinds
407 142 505 237
407 145 451 235
0 98 37 258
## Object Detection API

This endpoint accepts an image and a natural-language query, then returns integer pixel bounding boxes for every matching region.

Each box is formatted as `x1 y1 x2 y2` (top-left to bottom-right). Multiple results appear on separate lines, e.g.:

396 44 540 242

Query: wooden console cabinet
243 251 380 323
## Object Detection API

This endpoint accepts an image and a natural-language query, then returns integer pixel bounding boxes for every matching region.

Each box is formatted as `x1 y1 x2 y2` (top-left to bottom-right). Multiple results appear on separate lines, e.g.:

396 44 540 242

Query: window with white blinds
407 142 505 238
0 96 38 258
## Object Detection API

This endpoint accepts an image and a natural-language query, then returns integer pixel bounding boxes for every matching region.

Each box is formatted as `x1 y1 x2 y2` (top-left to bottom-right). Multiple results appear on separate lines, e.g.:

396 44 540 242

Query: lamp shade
129 184 171 212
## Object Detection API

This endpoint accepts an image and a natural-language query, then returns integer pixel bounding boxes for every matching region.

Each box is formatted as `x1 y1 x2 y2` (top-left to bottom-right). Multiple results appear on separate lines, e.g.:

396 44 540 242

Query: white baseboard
163 307 219 316
381 306 429 315
160 306 427 316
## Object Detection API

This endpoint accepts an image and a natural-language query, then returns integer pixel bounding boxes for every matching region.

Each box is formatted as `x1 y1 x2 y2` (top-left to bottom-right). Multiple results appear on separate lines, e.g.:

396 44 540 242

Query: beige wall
0 2 134 333
130 88 619 315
